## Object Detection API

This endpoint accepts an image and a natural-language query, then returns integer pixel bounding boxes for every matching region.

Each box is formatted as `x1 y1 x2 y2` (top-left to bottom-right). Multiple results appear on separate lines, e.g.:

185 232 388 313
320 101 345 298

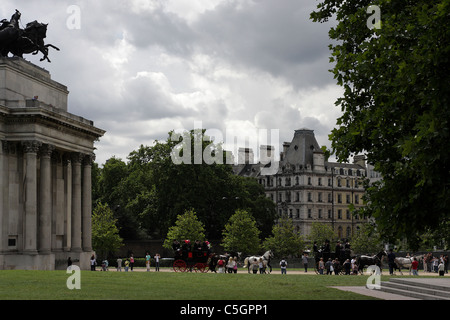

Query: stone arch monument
0 57 105 270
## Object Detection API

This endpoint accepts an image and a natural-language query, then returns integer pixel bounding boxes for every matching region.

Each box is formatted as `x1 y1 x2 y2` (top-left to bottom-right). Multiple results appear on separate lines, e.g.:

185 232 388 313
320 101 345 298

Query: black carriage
172 240 213 273
313 240 352 275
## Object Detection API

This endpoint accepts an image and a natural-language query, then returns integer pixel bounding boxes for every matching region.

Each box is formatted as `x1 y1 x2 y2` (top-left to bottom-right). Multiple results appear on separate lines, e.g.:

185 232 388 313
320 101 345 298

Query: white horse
394 255 424 275
243 250 274 274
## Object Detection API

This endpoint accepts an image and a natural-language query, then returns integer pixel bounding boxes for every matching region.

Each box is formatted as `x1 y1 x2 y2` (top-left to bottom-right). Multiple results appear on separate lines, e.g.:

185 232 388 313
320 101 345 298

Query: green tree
163 209 206 249
311 0 450 249
222 209 261 255
351 223 383 255
92 203 123 259
263 218 305 258
308 222 335 249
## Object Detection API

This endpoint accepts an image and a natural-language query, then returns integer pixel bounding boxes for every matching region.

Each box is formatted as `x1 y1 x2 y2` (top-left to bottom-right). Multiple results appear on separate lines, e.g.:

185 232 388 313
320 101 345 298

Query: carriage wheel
173 259 187 272
193 263 208 273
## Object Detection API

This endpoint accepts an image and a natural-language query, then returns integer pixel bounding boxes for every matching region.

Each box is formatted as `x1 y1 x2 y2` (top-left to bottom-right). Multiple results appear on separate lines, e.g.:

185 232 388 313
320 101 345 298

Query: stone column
71 152 83 252
39 144 54 253
22 140 42 254
0 141 8 253
63 155 72 251
82 154 95 252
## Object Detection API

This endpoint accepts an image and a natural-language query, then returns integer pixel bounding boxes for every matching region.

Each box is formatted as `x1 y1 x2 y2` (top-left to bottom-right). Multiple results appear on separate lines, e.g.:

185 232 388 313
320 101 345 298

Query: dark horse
355 251 387 274
8 20 60 62
0 10 59 62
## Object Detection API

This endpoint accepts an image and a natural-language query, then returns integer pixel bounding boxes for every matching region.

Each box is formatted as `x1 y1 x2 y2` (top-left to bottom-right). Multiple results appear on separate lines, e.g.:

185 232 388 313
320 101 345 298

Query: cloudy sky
1 0 342 165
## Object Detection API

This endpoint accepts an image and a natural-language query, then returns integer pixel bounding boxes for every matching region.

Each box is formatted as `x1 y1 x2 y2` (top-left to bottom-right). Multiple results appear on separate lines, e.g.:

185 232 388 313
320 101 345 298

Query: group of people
423 253 448 275
214 256 239 273
387 251 449 276
316 257 358 275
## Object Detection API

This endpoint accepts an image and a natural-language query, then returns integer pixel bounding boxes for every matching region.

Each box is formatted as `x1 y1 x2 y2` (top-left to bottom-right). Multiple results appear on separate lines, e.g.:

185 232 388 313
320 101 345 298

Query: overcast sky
1 0 342 165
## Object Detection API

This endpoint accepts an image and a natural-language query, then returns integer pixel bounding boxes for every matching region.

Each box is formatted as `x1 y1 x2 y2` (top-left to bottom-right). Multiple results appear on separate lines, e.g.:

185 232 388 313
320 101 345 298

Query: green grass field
0 269 384 300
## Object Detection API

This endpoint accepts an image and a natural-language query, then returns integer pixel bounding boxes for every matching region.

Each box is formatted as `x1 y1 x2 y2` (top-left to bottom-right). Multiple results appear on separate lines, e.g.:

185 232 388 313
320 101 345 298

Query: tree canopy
93 129 277 241
311 0 450 249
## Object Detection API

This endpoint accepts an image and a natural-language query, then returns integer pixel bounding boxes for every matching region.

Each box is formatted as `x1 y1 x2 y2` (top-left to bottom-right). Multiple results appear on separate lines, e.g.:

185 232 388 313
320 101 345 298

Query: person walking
280 258 287 274
411 257 419 276
258 258 264 274
130 254 135 271
117 257 122 272
145 252 151 272
90 254 96 271
302 254 308 273
387 249 396 275
154 253 160 272
318 258 324 275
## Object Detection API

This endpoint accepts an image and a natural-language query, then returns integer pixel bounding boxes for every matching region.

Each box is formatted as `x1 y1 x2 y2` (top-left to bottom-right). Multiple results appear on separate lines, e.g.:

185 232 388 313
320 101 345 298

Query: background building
233 128 367 239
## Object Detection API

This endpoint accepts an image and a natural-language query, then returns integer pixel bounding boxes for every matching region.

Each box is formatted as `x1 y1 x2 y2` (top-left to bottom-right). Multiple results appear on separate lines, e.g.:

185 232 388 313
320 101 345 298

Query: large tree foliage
263 218 305 258
92 203 124 259
94 129 276 241
222 209 261 255
163 209 206 249
311 0 450 249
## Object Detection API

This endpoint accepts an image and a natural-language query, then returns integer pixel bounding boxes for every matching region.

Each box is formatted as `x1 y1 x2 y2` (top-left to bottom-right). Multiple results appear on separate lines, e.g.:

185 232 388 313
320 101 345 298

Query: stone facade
233 129 367 239
0 57 105 270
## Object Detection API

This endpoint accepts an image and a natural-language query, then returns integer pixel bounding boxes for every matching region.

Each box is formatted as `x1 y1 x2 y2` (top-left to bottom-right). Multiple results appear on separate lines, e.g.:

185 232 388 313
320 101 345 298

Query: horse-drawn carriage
172 240 214 273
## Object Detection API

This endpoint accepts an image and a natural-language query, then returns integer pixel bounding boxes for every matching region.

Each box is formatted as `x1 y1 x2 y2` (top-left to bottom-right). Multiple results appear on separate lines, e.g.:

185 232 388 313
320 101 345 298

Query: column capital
83 153 96 166
71 152 84 164
22 140 42 154
40 144 55 158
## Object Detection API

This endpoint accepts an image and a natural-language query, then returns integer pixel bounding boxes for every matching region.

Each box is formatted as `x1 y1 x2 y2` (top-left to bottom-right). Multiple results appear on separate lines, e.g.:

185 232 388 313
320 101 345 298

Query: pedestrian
67 257 72 267
438 260 445 276
117 257 122 272
90 254 96 271
218 258 225 273
302 254 308 273
333 258 340 275
444 254 449 274
145 252 151 272
411 257 419 276
154 253 160 272
432 257 439 273
325 258 333 275
343 259 351 275
318 258 324 275
124 259 130 272
387 249 396 275
226 257 233 273
280 258 287 274
130 254 135 271
259 258 264 274
233 257 238 273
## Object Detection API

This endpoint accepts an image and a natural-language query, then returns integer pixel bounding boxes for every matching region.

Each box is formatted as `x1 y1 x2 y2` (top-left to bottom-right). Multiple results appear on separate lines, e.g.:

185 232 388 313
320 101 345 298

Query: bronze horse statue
0 10 59 62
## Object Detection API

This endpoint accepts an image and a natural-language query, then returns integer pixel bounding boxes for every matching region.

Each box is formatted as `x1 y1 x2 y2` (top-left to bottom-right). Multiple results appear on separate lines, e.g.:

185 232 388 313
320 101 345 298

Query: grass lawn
0 269 385 300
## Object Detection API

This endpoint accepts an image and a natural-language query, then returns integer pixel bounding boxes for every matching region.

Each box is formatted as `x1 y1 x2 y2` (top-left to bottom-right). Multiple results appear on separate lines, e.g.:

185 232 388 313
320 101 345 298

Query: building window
318 209 322 219
338 209 342 219
346 194 351 203
308 193 312 202
337 194 342 203
308 209 312 219
296 209 300 218
328 210 332 219
328 193 332 203
346 210 350 219
296 192 300 202
318 177 322 186
355 195 360 204
318 193 322 202
308 177 312 185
